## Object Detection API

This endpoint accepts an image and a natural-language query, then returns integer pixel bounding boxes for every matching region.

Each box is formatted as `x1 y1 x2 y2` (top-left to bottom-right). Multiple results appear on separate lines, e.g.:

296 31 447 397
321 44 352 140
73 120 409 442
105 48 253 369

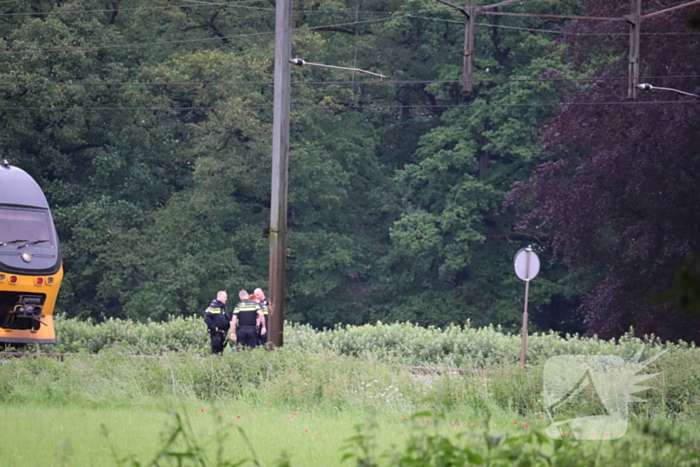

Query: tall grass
42 316 694 367
2 319 700 465
1 341 698 419
15 317 700 419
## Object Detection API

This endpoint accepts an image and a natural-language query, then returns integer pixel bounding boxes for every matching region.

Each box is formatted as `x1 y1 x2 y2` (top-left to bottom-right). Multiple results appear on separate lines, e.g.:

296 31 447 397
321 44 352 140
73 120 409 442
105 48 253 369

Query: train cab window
0 207 55 248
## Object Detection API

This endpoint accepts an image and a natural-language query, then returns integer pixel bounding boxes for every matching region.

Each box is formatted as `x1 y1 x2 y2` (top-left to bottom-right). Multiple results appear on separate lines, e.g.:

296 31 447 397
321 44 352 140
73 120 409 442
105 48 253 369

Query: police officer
230 290 266 348
253 287 270 346
204 291 229 354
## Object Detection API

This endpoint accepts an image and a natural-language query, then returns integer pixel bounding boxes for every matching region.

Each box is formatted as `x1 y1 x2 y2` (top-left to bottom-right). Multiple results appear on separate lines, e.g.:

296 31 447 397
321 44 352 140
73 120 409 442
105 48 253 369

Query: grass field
2 321 700 465
0 401 530 466
2 400 699 466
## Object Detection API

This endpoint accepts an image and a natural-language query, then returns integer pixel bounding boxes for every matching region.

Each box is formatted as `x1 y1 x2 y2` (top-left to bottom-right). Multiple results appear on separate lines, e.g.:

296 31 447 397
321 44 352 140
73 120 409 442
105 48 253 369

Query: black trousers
210 332 226 354
237 326 258 348
258 315 269 346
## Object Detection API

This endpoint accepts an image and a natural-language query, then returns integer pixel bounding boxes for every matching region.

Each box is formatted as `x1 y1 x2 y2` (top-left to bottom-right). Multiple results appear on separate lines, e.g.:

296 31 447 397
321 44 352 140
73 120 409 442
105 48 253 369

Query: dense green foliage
2 1 698 339
36 316 687 368
27 316 615 360
512 0 700 341
1 0 589 333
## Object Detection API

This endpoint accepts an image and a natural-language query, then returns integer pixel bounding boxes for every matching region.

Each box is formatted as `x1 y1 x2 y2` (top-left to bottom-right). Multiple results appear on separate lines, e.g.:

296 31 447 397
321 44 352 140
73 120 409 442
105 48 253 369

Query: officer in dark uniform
230 290 266 348
204 291 229 354
253 288 270 346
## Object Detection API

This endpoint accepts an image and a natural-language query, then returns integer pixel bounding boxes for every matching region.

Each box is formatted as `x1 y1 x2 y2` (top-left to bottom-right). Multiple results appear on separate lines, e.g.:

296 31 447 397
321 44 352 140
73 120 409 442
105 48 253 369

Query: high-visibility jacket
204 299 229 333
258 298 269 315
232 299 262 327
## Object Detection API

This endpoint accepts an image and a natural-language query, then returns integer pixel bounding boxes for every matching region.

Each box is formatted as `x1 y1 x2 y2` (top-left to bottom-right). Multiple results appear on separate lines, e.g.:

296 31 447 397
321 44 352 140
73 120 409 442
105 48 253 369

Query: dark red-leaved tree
513 0 700 341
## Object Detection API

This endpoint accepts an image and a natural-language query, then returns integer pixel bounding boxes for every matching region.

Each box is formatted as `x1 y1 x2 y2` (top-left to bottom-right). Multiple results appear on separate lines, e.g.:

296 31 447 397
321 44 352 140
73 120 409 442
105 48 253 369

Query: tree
375 0 583 330
513 0 700 341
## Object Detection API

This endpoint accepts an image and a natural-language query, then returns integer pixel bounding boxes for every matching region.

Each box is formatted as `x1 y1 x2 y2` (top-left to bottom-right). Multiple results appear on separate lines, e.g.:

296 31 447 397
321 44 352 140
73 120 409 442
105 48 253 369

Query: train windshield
0 207 55 248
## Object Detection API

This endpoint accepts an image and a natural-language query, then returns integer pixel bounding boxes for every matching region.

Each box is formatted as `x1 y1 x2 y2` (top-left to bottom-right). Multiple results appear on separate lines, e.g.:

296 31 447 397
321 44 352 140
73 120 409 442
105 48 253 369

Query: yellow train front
0 160 63 345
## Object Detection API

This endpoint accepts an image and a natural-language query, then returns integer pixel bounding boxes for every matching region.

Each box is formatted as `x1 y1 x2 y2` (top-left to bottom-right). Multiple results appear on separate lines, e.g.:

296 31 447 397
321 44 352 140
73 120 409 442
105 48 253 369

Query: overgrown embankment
1 318 698 419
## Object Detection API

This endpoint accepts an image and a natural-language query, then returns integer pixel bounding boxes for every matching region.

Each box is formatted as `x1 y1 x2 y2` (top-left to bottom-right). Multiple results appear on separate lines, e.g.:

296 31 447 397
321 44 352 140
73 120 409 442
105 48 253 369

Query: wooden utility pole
269 0 293 348
627 0 642 99
462 0 476 93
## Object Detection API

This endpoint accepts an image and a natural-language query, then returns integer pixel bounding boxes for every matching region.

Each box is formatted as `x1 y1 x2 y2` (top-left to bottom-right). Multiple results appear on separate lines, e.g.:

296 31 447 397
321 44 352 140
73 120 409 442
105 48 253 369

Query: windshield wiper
0 239 28 247
16 239 49 249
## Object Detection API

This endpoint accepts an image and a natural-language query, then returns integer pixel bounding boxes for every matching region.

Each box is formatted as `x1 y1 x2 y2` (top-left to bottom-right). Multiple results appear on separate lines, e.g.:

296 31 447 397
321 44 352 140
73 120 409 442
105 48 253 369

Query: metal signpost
514 246 540 367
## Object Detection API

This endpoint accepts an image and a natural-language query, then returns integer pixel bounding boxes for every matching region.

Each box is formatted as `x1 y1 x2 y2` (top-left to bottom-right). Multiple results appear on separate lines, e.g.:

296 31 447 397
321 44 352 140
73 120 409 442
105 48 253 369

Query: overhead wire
0 2 696 107
0 0 432 17
0 100 697 112
0 14 409 55
0 0 273 17
1 3 697 57
177 0 400 14
406 13 700 36
3 75 699 87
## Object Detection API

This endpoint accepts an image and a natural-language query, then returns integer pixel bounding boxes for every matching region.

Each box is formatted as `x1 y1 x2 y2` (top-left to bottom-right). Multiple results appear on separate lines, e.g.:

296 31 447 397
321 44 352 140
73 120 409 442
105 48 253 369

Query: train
0 160 63 345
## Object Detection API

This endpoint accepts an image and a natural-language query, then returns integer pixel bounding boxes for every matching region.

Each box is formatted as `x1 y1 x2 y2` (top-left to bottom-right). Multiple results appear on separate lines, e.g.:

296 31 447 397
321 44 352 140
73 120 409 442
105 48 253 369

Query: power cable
175 0 400 14
407 13 700 36
3 75 699 87
0 1 434 17
0 0 272 17
0 100 697 112
0 30 275 55
2 6 695 57
0 15 405 55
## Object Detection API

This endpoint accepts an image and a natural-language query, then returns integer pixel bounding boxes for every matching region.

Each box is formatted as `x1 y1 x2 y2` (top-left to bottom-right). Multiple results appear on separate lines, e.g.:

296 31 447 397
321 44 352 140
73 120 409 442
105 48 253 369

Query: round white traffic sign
514 247 540 282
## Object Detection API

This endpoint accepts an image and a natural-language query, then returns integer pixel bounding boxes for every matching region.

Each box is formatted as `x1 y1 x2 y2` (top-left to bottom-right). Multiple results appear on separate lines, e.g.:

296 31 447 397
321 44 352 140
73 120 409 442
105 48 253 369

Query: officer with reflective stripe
253 287 270 346
230 290 266 348
204 291 229 354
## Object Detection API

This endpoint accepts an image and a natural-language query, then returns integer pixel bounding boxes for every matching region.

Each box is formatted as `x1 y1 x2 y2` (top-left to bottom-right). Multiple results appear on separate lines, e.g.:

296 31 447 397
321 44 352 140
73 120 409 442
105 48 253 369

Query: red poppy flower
236 415 241 419
304 428 308 432
199 409 205 413
513 421 518 424
524 424 530 428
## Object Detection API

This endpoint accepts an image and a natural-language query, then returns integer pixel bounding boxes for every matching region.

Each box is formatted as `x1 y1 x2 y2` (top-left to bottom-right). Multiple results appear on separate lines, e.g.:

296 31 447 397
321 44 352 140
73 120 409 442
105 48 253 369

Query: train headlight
9 275 18 284
21 252 32 263
0 274 5 282
46 277 54 285
35 277 44 286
